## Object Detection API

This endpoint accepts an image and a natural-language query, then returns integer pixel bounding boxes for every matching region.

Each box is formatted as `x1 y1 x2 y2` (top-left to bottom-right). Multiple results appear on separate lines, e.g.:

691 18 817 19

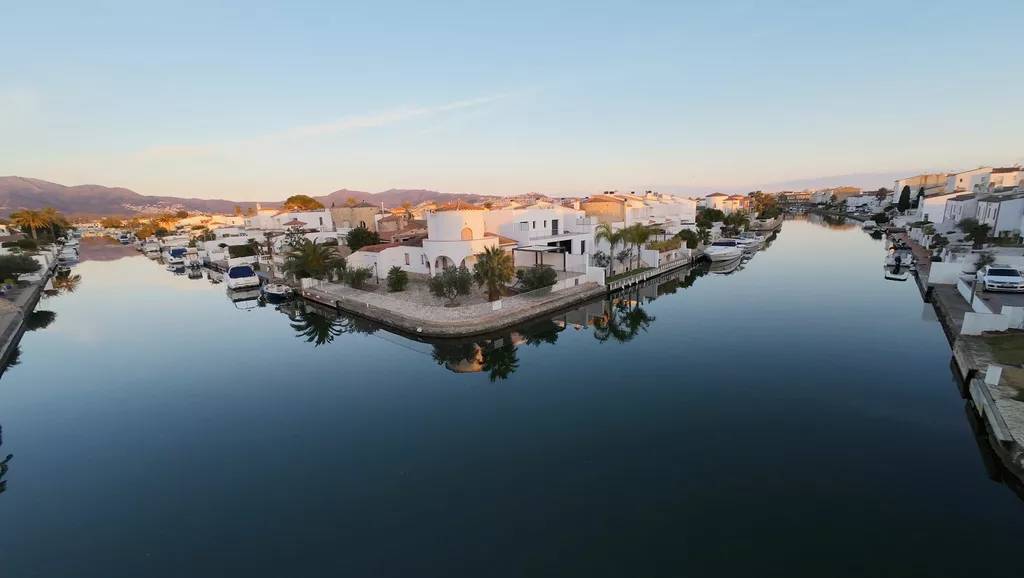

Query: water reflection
805 212 857 230
0 424 10 495
0 345 20 377
43 271 82 299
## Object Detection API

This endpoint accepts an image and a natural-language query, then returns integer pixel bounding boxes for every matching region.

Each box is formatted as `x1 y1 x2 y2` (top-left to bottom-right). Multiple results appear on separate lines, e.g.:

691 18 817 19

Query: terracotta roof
282 219 307 227
729 195 746 199
357 242 399 253
435 201 484 212
397 222 427 235
379 214 404 223
399 236 426 248
484 232 518 246
706 193 728 197
992 167 1021 174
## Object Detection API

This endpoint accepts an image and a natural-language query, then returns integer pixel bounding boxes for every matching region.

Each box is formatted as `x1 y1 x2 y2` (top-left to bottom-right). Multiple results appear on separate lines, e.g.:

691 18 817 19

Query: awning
514 245 565 253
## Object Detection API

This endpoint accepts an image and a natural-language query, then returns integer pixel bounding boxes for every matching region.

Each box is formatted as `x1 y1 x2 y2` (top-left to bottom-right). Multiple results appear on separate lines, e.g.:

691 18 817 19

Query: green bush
647 238 682 252
344 266 373 289
346 226 381 251
675 230 699 249
870 212 888 224
516 265 558 291
428 265 473 305
16 238 37 250
386 266 409 292
0 254 42 281
0 241 17 248
227 244 257 258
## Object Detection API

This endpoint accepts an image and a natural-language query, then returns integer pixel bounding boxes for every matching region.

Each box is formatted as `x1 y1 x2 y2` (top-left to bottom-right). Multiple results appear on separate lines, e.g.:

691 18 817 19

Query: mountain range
0 177 489 217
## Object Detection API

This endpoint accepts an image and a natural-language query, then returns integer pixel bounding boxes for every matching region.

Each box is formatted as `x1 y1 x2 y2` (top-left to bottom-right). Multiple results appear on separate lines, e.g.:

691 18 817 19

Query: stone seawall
0 262 57 371
301 283 608 338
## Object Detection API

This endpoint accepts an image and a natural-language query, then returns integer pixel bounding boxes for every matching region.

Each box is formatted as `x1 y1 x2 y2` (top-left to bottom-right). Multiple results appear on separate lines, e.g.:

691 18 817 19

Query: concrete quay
0 260 58 372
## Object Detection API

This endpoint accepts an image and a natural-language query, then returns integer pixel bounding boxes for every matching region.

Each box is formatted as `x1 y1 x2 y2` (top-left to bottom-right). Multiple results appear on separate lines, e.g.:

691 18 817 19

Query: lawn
606 267 654 283
983 332 1024 365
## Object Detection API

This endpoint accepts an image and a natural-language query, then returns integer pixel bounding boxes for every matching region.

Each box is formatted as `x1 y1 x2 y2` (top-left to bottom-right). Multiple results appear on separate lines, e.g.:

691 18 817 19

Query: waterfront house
988 167 1023 191
945 168 993 196
269 209 333 232
942 193 979 224
243 204 281 230
482 202 596 270
703 193 734 212
978 190 1024 237
330 202 382 232
892 173 950 203
844 194 882 213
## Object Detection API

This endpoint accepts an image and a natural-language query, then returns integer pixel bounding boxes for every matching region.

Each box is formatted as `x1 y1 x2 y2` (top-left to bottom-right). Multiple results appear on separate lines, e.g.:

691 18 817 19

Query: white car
976 265 1024 292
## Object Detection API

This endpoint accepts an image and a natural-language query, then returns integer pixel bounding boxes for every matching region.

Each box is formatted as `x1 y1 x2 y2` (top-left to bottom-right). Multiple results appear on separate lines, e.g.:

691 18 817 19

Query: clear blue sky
2 0 1021 200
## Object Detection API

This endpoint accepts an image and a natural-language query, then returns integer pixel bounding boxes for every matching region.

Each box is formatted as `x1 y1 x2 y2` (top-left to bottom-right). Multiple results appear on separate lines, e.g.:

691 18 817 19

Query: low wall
962 312 1010 335
971 294 993 314
957 278 973 302
929 262 965 284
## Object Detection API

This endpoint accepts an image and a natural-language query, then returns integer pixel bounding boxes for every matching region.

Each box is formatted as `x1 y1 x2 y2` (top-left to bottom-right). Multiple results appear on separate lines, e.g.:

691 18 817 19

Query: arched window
360 221 367 228
460 227 473 240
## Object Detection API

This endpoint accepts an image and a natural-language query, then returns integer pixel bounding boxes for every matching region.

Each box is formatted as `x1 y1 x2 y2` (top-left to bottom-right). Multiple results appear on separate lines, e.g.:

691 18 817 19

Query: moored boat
225 265 260 290
261 283 292 300
704 240 744 262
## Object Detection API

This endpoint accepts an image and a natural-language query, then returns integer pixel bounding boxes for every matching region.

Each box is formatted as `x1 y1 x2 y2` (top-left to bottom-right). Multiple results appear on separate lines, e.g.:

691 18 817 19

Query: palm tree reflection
51 273 82 294
594 289 656 344
25 310 57 331
290 308 344 346
0 424 11 495
480 343 519 382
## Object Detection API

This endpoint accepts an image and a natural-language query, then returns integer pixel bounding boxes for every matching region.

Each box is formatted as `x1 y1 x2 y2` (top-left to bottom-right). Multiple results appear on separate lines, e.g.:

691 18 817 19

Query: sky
2 0 1022 201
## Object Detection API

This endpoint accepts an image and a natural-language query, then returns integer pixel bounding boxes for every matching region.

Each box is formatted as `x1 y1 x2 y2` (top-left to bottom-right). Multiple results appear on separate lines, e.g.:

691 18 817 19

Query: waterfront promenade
0 259 58 370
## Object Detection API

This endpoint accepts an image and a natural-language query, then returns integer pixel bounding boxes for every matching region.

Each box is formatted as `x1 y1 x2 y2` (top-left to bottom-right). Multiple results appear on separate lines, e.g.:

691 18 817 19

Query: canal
2 218 1023 577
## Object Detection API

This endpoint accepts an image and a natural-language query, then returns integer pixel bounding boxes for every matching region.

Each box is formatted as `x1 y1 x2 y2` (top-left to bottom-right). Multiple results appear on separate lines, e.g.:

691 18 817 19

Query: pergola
512 245 566 271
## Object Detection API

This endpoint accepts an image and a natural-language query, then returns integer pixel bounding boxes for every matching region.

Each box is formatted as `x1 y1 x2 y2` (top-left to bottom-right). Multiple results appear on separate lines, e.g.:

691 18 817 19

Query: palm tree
623 224 651 270
10 210 48 239
399 201 416 220
473 246 515 301
282 239 346 281
594 222 623 275
41 207 66 239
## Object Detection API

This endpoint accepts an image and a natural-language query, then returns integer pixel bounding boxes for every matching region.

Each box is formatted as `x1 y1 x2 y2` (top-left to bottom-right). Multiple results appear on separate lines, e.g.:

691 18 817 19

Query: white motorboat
704 240 744 261
737 231 765 245
225 264 260 290
184 248 202 268
710 257 743 275
884 265 910 281
261 283 292 300
57 264 72 274
164 247 187 265
884 247 915 268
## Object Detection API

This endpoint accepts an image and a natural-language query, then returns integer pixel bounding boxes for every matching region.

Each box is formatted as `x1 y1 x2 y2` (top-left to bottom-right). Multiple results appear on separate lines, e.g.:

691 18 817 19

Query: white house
482 202 596 260
977 191 1024 237
892 173 949 203
942 193 979 224
945 168 992 195
988 167 1023 190
243 204 280 230
268 209 333 232
918 191 965 223
705 193 733 212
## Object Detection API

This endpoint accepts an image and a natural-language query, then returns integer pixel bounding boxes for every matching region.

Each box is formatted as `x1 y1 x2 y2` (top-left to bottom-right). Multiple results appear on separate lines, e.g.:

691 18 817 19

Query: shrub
386 266 408 292
930 256 942 262
428 265 473 305
344 267 373 289
675 230 699 249
0 254 42 281
227 244 257 258
516 265 558 291
592 251 611 268
346 226 381 251
1 241 17 248
975 251 996 270
647 238 682 252
16 238 37 250
870 213 888 224
323 237 339 246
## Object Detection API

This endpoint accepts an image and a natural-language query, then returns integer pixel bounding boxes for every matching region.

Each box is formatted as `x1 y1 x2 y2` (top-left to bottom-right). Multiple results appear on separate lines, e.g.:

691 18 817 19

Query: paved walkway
302 280 606 337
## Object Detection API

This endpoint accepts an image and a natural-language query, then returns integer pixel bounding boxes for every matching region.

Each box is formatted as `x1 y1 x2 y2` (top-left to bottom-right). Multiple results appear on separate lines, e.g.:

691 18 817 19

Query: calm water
2 219 1023 577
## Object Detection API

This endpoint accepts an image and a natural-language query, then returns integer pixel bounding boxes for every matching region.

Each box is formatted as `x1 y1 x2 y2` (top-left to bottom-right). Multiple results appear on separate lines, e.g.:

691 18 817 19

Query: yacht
164 247 187 265
184 248 202 268
704 240 744 262
737 231 765 245
225 264 260 290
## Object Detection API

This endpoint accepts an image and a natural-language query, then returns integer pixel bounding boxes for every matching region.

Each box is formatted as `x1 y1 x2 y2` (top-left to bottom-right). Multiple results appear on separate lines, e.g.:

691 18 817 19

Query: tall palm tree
473 246 515 301
623 224 651 270
399 201 416 220
41 207 66 239
594 222 623 275
10 210 48 239
282 239 346 281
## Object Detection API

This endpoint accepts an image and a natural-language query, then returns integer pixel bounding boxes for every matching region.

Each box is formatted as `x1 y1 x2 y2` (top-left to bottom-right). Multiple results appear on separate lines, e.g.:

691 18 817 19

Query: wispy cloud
132 94 508 160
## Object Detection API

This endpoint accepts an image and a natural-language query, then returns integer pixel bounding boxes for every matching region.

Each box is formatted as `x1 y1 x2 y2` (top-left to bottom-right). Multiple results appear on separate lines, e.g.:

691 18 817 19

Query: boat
118 233 131 245
225 264 260 290
884 265 910 281
884 246 915 268
261 283 292 300
184 248 202 268
228 287 262 310
737 231 766 245
164 247 187 265
709 257 743 275
57 265 72 274
704 240 744 262
862 221 876 230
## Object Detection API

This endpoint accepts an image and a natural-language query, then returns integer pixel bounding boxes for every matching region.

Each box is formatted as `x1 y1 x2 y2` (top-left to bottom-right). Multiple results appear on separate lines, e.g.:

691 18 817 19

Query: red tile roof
282 219 307 227
484 232 518 246
379 214 404 222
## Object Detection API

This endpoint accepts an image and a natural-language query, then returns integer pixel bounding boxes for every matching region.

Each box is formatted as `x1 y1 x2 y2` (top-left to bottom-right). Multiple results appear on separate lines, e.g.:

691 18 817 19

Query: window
405 253 410 265
543 220 547 228
359 220 366 228
421 254 425 265
532 221 536 228
461 227 473 240
319 217 323 226
518 221 528 231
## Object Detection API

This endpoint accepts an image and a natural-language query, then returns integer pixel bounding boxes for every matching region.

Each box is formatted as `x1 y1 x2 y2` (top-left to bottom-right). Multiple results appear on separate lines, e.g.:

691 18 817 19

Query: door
551 219 558 236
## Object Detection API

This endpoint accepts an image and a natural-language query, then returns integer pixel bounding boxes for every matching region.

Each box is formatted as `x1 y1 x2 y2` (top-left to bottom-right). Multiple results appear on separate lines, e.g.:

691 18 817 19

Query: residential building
269 209 333 232
703 193 734 212
825 187 862 203
989 167 1023 190
977 191 1024 237
243 204 281 230
330 202 382 232
918 191 964 223
892 173 950 203
844 194 882 212
778 191 811 205
942 193 979 224
944 168 992 195
482 202 596 263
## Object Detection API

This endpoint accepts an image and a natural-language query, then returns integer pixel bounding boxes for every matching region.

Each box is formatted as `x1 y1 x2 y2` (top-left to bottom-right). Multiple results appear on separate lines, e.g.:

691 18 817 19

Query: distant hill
0 176 490 216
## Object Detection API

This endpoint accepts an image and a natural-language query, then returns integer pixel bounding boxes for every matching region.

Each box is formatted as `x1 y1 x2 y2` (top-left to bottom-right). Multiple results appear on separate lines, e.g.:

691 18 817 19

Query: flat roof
514 245 565 252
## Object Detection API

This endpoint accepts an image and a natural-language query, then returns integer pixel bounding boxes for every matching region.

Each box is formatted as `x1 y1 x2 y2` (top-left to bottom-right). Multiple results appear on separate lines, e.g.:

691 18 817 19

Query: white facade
989 168 1023 190
978 193 1024 236
942 194 979 224
844 195 882 212
483 204 596 258
918 192 964 223
705 194 732 212
269 210 333 232
945 168 992 195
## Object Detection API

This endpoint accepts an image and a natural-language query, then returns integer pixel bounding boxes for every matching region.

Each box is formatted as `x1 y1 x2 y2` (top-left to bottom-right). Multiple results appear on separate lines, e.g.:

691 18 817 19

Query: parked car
976 264 1024 292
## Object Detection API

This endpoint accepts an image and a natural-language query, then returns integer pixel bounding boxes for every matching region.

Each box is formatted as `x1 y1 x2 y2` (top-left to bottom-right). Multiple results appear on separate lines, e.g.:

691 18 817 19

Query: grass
606 267 654 283
982 332 1024 365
